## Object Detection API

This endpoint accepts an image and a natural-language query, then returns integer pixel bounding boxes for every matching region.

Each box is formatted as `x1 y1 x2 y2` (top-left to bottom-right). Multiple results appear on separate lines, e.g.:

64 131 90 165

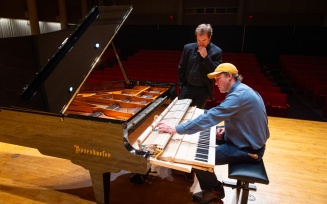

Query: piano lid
0 5 133 114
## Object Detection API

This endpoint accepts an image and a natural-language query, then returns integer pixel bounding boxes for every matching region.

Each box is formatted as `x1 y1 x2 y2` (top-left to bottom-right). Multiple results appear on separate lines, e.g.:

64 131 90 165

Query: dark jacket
178 42 222 98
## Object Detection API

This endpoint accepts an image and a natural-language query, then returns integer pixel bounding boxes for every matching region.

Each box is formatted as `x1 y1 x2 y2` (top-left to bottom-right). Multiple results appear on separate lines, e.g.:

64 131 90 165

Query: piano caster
129 169 151 184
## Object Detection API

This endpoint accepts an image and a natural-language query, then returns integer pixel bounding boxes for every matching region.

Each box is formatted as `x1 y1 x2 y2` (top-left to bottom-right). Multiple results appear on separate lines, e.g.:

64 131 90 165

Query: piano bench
222 160 269 204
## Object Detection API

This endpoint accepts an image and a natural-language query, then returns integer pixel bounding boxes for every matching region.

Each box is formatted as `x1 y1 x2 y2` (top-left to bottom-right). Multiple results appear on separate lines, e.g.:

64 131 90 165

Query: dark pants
180 84 209 109
193 142 266 191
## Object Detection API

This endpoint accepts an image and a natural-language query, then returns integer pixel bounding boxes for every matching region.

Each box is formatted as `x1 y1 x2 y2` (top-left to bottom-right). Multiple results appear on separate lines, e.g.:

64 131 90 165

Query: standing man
158 63 270 203
178 24 222 109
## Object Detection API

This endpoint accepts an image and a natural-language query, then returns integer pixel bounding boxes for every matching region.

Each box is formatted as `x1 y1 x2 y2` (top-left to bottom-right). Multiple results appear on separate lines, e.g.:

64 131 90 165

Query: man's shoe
192 185 225 204
192 190 209 203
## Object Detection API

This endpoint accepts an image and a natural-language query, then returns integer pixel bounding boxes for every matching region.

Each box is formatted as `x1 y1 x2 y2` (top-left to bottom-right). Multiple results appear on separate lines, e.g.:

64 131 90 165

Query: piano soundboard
133 97 217 173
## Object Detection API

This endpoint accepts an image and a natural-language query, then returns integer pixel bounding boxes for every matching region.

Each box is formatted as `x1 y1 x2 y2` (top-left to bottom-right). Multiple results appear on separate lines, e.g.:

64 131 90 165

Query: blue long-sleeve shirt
175 81 270 150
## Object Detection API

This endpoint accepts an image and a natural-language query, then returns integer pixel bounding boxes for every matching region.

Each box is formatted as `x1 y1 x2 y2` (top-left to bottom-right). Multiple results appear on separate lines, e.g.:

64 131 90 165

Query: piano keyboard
157 107 216 170
141 98 192 150
134 98 216 172
173 127 216 168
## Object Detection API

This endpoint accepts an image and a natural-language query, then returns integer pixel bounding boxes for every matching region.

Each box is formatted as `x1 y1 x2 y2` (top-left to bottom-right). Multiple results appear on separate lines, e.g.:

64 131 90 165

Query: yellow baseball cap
207 63 238 79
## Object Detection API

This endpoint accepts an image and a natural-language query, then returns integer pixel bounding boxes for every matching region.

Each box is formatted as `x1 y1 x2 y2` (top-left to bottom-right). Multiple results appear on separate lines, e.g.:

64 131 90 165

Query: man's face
196 33 211 47
214 73 232 93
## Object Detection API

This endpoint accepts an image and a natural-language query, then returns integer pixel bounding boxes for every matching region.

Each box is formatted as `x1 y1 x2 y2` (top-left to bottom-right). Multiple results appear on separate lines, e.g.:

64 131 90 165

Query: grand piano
0 5 176 204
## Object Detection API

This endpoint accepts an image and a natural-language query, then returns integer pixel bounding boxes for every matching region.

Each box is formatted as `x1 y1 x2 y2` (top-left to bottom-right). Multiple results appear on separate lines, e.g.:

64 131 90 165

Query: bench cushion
228 160 269 184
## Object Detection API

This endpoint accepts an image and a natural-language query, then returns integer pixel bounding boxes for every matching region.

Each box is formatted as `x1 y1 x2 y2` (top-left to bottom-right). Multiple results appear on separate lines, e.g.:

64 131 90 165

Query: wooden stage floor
0 116 326 204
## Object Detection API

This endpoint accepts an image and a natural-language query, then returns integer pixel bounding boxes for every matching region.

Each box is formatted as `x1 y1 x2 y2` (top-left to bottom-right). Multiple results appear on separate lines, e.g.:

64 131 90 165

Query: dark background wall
114 24 327 61
0 0 326 68
0 0 326 26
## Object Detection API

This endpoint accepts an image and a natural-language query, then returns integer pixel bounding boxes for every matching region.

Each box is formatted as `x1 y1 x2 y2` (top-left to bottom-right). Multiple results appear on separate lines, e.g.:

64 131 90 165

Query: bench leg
236 180 242 202
222 180 257 191
222 180 256 204
240 181 250 204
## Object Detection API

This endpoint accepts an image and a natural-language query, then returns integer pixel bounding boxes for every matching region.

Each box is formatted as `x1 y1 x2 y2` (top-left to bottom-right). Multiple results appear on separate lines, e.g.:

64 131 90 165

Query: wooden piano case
0 5 176 204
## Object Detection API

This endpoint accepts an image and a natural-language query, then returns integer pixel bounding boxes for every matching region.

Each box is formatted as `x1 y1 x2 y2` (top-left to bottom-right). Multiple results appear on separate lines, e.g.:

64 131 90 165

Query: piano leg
89 171 111 204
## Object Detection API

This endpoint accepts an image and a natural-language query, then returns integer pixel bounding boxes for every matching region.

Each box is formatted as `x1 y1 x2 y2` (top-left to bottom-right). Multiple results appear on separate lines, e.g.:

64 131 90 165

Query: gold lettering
74 145 110 158
74 145 80 153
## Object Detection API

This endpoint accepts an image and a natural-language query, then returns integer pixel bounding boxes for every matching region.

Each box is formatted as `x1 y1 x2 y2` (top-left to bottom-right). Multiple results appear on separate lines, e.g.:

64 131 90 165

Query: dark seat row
88 50 291 118
279 55 327 110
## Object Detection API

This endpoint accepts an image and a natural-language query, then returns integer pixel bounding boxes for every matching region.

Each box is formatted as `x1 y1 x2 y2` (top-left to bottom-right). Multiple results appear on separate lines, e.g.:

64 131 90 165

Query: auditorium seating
122 49 181 83
279 55 327 118
257 91 270 110
87 50 293 118
223 53 260 69
249 85 265 92
86 49 182 83
266 92 290 117
205 85 227 109
204 52 289 118
205 88 290 118
98 47 121 67
302 80 326 101
279 55 327 88
323 98 327 118
264 86 281 93
256 91 290 117
311 85 327 109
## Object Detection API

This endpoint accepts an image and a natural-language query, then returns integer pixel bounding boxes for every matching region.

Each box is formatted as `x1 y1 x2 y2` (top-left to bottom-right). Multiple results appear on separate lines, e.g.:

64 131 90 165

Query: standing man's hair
195 24 213 38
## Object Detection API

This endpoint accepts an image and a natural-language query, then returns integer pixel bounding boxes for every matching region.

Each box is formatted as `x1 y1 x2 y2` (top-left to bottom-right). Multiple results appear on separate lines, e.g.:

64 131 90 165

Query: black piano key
196 149 209 154
200 131 210 135
195 153 208 160
195 157 208 162
197 146 209 151
196 146 209 150
199 135 209 139
193 129 212 163
200 133 209 136
199 136 209 139
196 145 208 150
197 144 208 148
198 141 209 145
197 152 208 157
197 148 208 153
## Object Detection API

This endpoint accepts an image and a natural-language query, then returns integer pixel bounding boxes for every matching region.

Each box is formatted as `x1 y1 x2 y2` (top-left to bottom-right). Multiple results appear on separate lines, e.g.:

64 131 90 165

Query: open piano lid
17 5 133 114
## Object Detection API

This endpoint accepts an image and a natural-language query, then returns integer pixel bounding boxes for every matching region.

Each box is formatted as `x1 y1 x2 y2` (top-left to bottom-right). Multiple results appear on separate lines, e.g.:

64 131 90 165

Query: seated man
158 63 270 204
